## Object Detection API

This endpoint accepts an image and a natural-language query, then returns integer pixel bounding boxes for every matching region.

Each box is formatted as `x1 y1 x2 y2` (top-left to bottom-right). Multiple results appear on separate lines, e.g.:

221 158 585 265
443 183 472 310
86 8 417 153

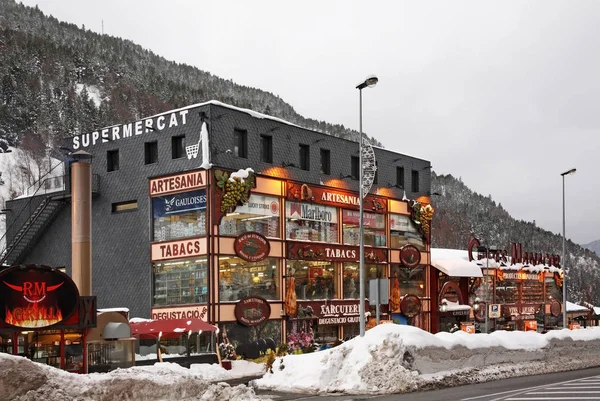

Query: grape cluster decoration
216 169 254 213
411 201 434 238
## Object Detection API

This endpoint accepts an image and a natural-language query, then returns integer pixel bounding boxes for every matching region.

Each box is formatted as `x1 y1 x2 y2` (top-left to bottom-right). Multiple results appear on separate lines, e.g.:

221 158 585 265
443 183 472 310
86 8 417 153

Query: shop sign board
286 242 387 263
286 201 338 223
235 296 271 326
152 305 208 321
286 182 387 213
569 323 581 330
390 214 419 233
0 265 80 330
497 270 543 282
467 237 561 268
400 294 422 317
234 232 270 262
149 170 206 196
400 245 421 267
291 300 368 326
503 304 540 321
461 323 476 334
151 238 204 261
524 320 537 332
152 189 207 217
235 194 279 216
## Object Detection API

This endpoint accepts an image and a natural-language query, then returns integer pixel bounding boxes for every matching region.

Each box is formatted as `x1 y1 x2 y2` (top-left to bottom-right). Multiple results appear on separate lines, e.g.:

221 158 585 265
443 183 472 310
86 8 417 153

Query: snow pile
0 354 265 401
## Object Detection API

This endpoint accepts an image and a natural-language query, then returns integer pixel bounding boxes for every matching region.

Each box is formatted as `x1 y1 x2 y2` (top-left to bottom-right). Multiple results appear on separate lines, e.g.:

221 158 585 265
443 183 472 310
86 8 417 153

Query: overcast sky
18 0 599 245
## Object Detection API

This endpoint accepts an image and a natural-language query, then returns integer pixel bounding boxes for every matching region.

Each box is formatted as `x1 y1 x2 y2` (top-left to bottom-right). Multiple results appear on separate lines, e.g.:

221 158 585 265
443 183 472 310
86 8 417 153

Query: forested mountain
1 0 599 306
583 240 600 258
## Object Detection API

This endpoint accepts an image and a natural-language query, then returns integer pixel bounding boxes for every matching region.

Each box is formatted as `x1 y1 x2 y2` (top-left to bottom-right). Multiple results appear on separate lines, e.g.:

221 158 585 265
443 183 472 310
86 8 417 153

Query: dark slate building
3 101 433 345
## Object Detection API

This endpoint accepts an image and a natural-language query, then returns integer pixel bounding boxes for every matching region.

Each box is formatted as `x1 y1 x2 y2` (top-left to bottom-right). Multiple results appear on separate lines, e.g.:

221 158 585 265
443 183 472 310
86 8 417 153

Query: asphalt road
254 366 600 401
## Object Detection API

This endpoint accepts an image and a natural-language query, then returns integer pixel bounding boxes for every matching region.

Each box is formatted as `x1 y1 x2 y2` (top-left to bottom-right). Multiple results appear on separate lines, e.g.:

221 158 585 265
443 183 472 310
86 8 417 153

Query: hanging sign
0 265 80 330
286 182 387 213
234 296 271 326
234 232 271 262
400 245 421 267
400 294 422 317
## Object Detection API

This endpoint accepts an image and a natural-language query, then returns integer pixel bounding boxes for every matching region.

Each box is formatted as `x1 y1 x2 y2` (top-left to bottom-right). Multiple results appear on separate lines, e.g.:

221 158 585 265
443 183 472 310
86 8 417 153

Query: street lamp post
561 168 576 329
356 75 378 337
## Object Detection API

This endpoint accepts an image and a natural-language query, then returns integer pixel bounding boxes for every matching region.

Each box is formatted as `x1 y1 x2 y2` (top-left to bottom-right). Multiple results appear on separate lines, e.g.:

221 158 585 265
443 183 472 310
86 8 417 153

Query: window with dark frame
396 167 405 188
299 144 310 170
112 200 138 213
234 129 248 158
260 135 273 163
411 170 419 192
351 156 359 179
145 141 158 164
171 136 185 159
374 161 378 184
107 149 119 172
320 149 331 175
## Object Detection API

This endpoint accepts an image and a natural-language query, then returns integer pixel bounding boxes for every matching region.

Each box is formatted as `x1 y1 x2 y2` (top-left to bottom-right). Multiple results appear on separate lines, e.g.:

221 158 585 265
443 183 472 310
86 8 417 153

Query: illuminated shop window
342 262 384 299
219 257 280 301
287 261 337 300
341 210 385 247
152 189 207 242
153 258 208 306
314 325 338 344
390 265 425 298
389 213 425 251
219 194 280 238
285 201 338 243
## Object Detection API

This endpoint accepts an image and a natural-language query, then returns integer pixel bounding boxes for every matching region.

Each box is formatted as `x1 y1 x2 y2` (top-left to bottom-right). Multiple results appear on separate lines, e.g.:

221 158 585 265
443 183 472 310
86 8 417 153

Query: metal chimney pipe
71 153 92 296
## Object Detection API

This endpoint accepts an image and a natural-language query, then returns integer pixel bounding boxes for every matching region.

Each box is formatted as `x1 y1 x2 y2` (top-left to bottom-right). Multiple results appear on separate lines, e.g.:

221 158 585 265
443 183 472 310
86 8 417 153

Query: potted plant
219 342 236 370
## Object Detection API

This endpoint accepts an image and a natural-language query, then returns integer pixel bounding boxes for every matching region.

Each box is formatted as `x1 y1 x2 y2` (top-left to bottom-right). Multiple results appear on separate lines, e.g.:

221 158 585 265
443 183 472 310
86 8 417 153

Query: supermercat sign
72 110 189 150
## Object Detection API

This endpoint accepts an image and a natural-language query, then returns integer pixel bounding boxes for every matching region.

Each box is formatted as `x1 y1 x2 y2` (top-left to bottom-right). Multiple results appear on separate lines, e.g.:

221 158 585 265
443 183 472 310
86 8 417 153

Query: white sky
4 324 600 398
16 0 600 245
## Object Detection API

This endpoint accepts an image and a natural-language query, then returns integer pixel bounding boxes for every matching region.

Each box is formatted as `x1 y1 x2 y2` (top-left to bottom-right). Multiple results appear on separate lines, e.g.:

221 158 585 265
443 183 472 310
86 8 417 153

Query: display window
153 258 208 306
219 257 280 301
390 265 426 297
220 194 280 238
152 189 207 242
342 210 385 247
285 201 338 243
389 214 425 251
0 333 12 354
342 263 385 299
287 261 337 300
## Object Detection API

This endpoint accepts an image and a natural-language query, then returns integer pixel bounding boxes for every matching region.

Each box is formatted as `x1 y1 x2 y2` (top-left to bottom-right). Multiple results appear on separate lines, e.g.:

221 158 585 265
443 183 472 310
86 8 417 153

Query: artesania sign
0 265 79 329
234 232 270 262
234 296 271 326
286 242 387 263
286 182 387 213
152 305 208 321
149 171 206 196
151 238 205 261
73 110 189 150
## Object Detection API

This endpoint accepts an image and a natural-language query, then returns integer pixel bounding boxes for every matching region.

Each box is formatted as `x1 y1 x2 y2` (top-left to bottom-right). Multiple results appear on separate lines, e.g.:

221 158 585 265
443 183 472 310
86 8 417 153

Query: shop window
494 278 517 304
219 194 280 238
342 324 359 341
234 129 248 158
112 200 138 213
153 258 208 306
260 135 273 163
390 265 426 298
285 201 338 243
299 144 310 170
221 321 281 359
389 213 425 251
145 141 158 164
411 170 419 192
152 189 207 241
320 149 331 175
314 325 338 345
287 261 337 300
342 263 384 299
396 167 404 188
107 149 119 172
219 257 280 301
351 156 359 179
172 135 185 159
342 210 385 247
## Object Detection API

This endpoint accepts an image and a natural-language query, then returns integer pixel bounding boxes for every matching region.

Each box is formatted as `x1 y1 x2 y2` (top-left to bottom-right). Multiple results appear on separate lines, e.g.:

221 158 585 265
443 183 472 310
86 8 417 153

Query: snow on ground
3 325 600 399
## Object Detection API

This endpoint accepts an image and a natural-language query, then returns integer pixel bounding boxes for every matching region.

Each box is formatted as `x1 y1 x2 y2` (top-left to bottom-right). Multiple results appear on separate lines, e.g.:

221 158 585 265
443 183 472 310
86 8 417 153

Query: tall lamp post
561 168 576 329
356 75 378 337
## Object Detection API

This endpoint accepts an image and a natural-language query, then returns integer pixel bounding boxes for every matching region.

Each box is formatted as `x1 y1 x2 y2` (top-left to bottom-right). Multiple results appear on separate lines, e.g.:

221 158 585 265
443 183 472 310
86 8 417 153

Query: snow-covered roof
566 301 591 313
98 307 129 313
440 298 472 311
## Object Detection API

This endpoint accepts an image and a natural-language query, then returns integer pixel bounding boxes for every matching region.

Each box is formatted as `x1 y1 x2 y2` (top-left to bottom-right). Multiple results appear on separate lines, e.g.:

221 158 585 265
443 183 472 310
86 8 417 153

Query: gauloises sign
0 265 79 330
149 170 206 196
286 182 387 213
151 238 205 261
287 242 387 263
292 300 368 326
467 237 561 268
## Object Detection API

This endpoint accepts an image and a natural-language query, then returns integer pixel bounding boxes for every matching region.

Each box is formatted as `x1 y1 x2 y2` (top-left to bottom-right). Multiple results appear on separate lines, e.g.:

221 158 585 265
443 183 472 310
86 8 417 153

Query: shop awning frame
130 318 217 339
432 259 483 278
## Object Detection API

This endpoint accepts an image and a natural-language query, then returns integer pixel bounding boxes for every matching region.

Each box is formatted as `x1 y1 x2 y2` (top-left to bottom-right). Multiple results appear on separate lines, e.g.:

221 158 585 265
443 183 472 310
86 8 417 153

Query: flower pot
221 360 232 370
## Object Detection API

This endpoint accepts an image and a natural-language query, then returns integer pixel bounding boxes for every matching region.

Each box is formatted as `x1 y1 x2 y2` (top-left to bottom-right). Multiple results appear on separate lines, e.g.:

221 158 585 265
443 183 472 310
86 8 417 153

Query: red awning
130 318 217 339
